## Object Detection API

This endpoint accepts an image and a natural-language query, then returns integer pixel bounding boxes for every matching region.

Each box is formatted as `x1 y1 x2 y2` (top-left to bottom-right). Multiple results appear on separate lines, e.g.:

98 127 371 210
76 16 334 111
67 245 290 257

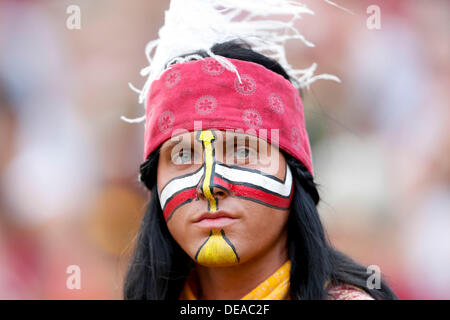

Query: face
157 129 293 267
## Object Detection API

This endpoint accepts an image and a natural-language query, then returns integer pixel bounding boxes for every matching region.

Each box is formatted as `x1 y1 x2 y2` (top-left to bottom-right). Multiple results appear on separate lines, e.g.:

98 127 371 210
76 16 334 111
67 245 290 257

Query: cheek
225 203 290 262
247 206 289 239
166 208 191 251
165 203 210 260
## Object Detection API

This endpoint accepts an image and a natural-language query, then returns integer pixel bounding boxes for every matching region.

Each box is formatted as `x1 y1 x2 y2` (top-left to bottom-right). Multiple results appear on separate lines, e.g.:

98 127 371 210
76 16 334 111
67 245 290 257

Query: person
123 40 397 300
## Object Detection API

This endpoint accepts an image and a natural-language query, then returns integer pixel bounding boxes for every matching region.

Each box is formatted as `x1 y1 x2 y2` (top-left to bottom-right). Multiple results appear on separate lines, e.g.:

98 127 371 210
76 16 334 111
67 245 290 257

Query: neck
194 231 288 300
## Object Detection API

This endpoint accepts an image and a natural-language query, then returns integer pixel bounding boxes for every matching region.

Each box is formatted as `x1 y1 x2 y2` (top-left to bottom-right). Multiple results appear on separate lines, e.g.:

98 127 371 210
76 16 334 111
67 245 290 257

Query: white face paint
214 163 292 197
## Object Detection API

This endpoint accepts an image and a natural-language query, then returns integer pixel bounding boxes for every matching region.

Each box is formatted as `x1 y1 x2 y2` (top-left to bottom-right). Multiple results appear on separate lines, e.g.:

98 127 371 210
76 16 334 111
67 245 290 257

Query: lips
193 211 238 228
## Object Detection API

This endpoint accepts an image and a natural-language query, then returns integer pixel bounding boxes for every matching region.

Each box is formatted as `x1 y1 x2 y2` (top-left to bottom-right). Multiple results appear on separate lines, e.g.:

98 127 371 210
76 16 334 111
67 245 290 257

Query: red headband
143 57 314 176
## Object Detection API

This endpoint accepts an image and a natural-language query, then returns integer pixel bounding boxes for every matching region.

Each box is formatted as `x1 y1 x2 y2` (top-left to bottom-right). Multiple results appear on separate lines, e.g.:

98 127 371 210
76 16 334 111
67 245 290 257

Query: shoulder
327 283 375 300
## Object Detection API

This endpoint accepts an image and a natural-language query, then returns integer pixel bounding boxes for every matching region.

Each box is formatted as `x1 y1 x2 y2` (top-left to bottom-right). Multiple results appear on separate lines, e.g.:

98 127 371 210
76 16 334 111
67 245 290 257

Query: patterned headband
143 57 313 176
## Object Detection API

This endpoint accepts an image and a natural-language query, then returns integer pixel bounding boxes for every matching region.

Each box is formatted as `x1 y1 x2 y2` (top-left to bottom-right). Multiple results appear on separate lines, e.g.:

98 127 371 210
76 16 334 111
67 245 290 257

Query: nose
197 179 229 202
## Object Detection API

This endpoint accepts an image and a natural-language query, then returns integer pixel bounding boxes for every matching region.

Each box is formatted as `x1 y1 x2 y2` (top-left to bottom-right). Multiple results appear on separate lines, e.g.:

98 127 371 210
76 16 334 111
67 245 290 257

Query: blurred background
0 0 448 299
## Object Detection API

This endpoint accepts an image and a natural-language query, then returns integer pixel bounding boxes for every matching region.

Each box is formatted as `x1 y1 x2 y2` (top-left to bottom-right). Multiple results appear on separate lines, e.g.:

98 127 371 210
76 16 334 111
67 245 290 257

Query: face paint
197 130 218 212
195 229 240 266
158 130 293 222
159 130 293 266
212 162 293 209
159 166 204 221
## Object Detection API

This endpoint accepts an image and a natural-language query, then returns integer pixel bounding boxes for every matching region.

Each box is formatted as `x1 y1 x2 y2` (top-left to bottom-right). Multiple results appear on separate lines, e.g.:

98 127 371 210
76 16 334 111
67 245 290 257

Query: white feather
125 0 345 123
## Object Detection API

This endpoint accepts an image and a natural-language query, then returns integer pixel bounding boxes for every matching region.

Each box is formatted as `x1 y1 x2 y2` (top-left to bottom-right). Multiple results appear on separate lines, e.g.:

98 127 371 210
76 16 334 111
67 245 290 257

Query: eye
235 147 250 159
174 148 193 164
233 146 256 165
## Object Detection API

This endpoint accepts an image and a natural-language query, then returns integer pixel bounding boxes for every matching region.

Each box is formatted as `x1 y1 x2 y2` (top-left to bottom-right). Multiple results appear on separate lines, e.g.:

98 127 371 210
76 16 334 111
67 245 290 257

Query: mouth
193 211 238 228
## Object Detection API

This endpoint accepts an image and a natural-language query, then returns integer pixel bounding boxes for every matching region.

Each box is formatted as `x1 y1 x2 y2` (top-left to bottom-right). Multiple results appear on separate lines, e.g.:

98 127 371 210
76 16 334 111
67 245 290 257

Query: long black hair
123 40 398 300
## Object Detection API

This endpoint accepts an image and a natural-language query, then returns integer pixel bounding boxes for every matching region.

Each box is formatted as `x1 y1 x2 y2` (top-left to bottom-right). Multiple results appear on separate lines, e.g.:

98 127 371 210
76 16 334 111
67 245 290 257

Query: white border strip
215 164 292 197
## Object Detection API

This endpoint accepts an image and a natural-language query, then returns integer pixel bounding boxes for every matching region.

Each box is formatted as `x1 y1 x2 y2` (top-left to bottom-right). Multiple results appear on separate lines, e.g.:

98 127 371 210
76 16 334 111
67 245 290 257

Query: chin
194 229 241 266
195 259 241 268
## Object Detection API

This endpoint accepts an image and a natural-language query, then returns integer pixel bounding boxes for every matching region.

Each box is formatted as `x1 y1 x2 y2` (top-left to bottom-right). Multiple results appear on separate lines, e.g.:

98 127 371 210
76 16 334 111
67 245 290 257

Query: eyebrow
160 139 185 153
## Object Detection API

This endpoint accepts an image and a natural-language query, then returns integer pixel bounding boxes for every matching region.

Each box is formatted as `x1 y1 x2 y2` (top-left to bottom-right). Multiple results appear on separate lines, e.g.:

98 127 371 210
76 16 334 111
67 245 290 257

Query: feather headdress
124 0 341 123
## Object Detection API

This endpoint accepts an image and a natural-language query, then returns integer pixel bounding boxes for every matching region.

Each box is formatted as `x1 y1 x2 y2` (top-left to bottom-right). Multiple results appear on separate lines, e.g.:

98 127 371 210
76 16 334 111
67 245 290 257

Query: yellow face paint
195 229 240 266
197 130 217 212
